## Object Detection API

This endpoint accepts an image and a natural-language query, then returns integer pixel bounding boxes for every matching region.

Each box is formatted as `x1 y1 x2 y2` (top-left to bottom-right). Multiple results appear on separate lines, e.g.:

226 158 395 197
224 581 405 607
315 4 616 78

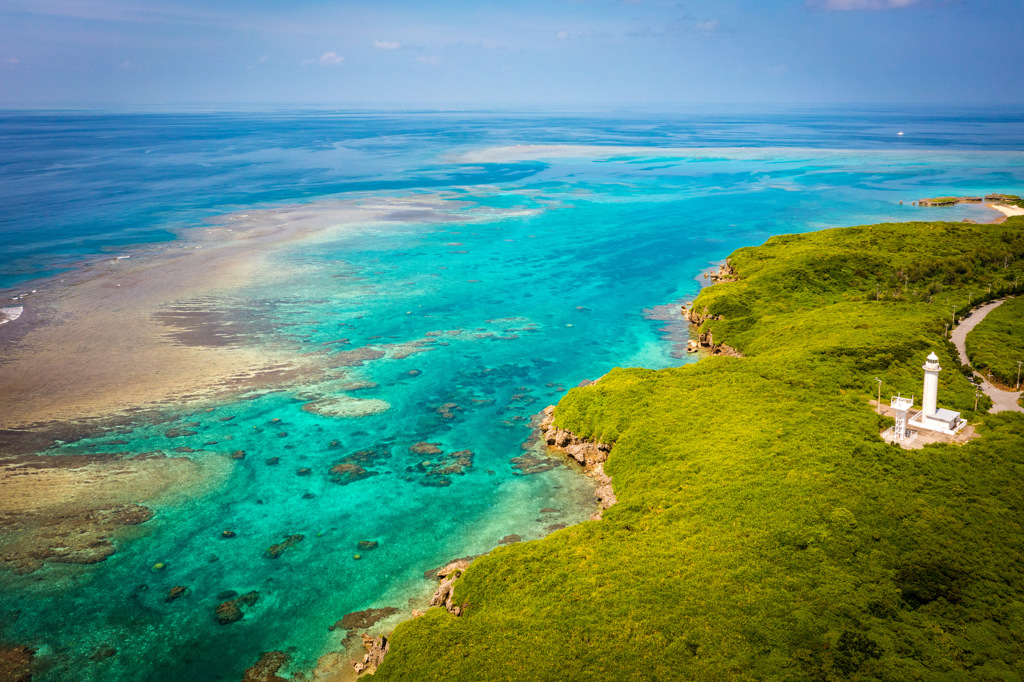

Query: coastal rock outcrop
704 259 738 284
681 304 719 327
539 405 617 519
428 559 472 617
680 259 746 356
215 590 259 625
680 308 743 358
540 406 611 468
592 463 617 510
352 635 389 675
240 650 289 682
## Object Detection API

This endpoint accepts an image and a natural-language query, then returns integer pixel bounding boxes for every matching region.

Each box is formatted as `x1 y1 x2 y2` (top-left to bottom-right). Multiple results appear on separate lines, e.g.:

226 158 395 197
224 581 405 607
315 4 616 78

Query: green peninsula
373 217 1024 681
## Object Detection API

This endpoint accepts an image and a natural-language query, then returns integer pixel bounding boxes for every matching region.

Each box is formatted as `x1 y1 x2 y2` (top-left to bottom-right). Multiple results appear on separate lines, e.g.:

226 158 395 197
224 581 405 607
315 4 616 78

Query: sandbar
0 451 230 574
0 194 499 432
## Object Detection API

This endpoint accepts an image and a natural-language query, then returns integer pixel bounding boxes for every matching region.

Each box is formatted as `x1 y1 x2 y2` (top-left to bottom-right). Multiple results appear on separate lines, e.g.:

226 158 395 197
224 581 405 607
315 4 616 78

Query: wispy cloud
807 0 922 9
373 40 400 49
302 51 344 66
6 57 20 64
694 19 720 31
415 55 440 65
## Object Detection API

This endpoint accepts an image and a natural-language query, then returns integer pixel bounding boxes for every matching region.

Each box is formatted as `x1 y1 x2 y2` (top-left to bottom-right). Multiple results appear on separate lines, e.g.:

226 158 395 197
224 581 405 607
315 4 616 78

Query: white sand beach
990 203 1024 218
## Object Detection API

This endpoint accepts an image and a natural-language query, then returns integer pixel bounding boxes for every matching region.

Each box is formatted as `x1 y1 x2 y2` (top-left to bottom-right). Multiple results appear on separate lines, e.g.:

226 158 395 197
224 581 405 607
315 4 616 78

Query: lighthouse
922 352 941 417
908 351 965 434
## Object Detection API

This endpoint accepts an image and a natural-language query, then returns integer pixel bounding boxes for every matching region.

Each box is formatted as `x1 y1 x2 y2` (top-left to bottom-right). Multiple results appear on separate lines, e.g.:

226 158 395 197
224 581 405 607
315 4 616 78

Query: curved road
950 299 1024 413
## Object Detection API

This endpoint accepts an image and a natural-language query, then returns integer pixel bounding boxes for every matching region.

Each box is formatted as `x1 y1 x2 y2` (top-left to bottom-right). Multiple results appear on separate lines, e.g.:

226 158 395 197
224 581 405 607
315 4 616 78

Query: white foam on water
0 306 23 324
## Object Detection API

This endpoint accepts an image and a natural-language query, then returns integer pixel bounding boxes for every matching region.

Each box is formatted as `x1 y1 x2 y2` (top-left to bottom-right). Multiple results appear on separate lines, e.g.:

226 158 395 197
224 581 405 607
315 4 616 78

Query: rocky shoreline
703 258 738 284
680 259 744 357
680 304 742 357
326 261 753 676
537 405 617 519
323 402 620 679
236 250 753 680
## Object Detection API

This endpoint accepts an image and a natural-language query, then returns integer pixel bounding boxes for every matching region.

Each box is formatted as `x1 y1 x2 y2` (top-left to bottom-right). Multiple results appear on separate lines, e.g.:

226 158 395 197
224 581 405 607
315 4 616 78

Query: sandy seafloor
1 109 1023 680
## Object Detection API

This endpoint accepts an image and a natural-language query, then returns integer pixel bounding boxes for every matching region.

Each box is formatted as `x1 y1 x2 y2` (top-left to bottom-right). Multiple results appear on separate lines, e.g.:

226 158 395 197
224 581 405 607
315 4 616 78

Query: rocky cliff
538 405 617 519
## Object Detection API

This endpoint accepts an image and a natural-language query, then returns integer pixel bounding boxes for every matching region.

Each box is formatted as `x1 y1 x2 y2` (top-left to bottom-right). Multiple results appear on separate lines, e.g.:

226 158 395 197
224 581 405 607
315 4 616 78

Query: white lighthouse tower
908 351 965 434
921 352 941 417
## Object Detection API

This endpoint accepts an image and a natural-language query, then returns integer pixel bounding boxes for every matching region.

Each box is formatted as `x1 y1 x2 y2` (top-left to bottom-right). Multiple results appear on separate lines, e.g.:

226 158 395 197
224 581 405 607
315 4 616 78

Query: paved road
950 299 1024 414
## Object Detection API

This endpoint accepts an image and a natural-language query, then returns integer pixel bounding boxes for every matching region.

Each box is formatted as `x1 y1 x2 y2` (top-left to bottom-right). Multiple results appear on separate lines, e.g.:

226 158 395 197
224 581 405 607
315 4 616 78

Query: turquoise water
1 110 1023 680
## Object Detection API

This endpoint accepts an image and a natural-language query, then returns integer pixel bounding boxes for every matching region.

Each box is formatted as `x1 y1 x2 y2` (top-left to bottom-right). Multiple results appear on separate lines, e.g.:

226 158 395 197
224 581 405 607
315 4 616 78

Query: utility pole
1017 360 1022 390
951 304 956 329
974 380 981 411
944 323 949 338
875 377 882 414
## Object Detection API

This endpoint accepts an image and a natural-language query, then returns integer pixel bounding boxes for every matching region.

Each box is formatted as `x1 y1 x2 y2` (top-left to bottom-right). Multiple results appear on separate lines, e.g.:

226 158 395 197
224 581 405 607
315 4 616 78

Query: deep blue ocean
1 108 1023 681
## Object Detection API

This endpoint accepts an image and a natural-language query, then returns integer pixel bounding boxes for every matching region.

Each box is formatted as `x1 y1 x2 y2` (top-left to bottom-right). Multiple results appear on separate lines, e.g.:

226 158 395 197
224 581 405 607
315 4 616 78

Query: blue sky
1 0 1022 107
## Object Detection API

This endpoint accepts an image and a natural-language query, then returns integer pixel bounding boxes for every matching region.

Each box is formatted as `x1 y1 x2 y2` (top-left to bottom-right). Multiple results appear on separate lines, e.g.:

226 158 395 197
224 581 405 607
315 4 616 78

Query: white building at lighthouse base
908 407 964 434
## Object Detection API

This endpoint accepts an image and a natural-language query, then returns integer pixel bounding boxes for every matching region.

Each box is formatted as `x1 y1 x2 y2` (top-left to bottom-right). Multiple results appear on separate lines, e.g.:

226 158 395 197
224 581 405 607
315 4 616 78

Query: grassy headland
373 217 1024 681
966 295 1024 389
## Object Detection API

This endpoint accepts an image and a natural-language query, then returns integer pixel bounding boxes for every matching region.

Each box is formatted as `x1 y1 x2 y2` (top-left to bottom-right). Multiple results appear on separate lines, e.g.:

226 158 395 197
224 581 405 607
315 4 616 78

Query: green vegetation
919 196 966 206
966 295 1024 389
373 217 1024 681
